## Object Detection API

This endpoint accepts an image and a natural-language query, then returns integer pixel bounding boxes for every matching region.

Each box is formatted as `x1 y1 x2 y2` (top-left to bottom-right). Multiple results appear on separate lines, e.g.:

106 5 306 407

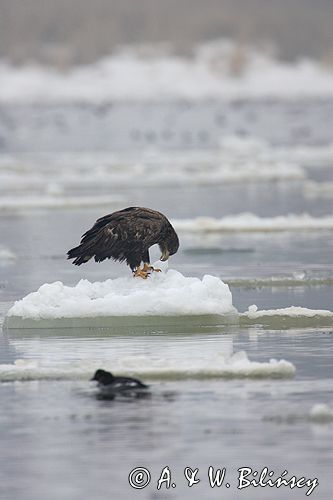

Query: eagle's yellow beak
160 249 170 261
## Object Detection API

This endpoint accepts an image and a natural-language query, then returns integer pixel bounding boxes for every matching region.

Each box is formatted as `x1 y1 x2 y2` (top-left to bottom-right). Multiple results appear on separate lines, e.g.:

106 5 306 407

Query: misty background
0 0 333 66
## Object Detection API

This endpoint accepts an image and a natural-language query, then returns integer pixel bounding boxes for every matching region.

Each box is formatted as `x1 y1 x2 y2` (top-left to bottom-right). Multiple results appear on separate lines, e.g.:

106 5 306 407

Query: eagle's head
160 229 179 261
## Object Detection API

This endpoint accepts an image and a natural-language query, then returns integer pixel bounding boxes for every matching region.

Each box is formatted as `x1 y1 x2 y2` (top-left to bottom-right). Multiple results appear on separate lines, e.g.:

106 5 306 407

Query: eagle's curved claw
133 268 149 279
134 264 162 278
143 264 162 273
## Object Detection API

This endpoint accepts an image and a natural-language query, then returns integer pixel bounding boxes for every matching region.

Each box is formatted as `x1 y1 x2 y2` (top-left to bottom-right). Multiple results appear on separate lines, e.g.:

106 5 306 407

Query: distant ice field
1 41 333 102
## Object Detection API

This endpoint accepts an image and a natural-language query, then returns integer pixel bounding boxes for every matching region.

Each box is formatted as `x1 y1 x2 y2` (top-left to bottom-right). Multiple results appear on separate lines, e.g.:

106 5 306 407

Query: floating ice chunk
285 143 333 167
0 152 305 197
7 270 236 320
0 351 295 382
309 404 333 423
173 213 333 233
304 181 333 199
0 247 16 262
241 305 333 327
247 304 258 314
227 276 333 287
292 271 306 280
264 404 333 425
0 360 87 382
244 305 333 319
0 194 124 211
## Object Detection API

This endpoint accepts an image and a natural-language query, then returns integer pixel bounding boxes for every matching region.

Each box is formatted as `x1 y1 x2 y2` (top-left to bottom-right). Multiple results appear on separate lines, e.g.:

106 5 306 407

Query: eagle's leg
131 254 149 279
133 266 149 279
130 259 149 279
142 262 161 273
142 250 161 274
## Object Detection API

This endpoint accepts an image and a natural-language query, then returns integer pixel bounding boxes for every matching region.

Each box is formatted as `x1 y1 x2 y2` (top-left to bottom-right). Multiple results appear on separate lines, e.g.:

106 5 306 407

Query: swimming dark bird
67 206 179 279
91 369 148 392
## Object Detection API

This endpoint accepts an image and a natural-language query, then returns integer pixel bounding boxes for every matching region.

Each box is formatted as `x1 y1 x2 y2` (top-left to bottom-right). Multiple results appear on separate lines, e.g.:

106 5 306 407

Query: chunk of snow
0 247 16 261
7 269 236 320
309 404 333 423
173 213 333 233
0 351 295 382
244 305 333 319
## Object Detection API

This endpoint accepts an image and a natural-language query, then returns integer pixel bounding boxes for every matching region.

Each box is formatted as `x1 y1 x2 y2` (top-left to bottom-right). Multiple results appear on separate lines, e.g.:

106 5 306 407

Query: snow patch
173 213 333 233
0 247 16 262
1 41 333 102
7 269 235 320
0 194 124 212
0 351 295 382
244 305 333 319
309 404 333 423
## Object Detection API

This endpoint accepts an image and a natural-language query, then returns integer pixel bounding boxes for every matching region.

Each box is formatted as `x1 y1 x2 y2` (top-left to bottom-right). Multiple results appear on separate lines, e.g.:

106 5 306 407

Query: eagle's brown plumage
67 207 179 276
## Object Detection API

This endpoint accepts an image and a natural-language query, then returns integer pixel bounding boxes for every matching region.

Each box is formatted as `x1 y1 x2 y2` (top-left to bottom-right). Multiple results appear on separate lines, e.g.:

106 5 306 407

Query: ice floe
226 275 333 288
6 270 333 329
264 403 333 425
0 194 124 212
303 181 333 199
309 404 333 423
0 147 305 201
244 304 333 319
1 41 333 102
0 351 295 382
0 247 16 262
241 305 333 327
220 137 333 168
6 269 236 321
283 144 333 167
3 137 333 204
173 213 333 233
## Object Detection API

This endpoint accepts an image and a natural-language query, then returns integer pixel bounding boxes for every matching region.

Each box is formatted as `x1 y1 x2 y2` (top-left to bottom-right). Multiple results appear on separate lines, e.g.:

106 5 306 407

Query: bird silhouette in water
91 369 149 399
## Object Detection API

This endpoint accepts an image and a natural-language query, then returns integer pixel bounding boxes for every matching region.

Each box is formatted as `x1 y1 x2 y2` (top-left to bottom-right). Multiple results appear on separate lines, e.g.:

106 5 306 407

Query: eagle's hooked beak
160 249 170 261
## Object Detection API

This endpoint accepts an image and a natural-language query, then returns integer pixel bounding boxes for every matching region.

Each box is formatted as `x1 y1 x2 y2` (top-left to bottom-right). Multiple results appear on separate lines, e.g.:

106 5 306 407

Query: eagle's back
67 207 172 266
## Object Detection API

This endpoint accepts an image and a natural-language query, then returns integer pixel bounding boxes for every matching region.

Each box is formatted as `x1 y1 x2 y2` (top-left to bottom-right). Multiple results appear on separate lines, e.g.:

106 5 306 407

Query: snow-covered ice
0 194 124 212
0 247 16 262
3 137 333 206
241 304 333 327
173 213 333 233
6 270 333 329
0 351 295 382
303 181 333 199
309 404 333 423
6 269 236 320
0 141 305 200
244 304 333 319
1 41 333 102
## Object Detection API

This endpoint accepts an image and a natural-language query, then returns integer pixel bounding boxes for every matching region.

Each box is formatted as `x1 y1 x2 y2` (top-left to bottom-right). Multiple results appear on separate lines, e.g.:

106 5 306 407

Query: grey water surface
0 99 333 500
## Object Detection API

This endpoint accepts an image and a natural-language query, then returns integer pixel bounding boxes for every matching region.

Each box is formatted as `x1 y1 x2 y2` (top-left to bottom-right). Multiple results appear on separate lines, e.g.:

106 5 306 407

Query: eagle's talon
133 268 149 279
142 263 161 273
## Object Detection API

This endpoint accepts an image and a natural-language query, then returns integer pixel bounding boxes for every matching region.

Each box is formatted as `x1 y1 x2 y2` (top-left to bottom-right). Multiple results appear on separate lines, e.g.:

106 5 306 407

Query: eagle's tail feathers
67 232 122 266
67 244 93 266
